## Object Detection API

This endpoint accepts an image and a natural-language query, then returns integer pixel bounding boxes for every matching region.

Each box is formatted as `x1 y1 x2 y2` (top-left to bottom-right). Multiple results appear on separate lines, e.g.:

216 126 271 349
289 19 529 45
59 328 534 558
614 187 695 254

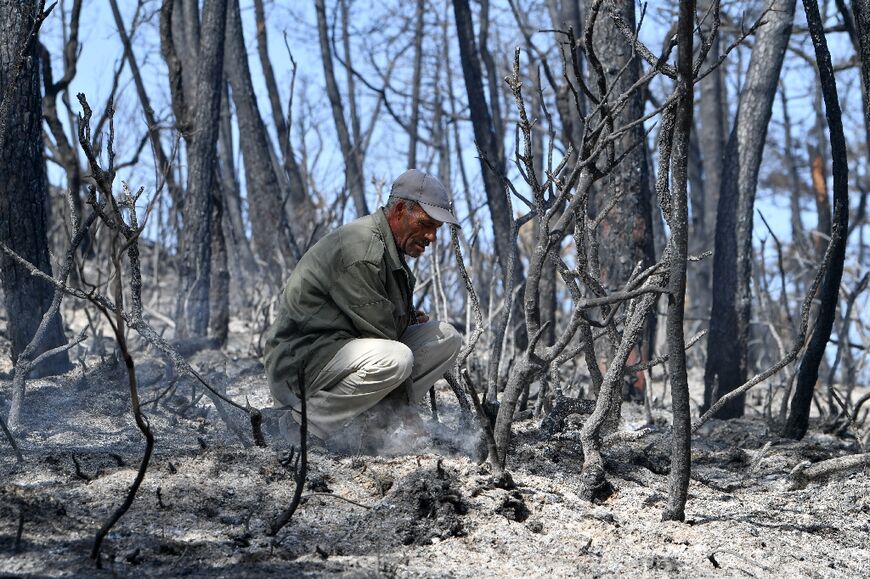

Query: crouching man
264 169 462 449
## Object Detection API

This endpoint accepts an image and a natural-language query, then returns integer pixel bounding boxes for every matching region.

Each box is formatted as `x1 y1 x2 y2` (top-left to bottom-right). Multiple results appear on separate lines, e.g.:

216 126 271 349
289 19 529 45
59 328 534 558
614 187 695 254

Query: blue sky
39 1 866 265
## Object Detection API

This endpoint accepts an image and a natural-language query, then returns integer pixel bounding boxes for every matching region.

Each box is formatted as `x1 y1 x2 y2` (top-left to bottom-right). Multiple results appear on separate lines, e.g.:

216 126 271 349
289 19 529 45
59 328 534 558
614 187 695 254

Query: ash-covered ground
1 331 868 577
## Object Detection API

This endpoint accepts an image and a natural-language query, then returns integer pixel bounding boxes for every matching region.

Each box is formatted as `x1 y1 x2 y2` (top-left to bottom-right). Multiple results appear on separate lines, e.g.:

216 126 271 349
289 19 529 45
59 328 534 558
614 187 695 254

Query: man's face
389 201 443 258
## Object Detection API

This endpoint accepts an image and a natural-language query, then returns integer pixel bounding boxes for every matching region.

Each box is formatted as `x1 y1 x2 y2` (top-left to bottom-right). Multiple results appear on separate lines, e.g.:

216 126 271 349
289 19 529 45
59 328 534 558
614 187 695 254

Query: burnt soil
1 339 868 577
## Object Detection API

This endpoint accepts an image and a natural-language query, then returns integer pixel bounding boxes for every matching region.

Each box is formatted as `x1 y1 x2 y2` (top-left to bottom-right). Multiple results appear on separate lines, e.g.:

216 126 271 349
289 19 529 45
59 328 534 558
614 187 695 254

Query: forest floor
1 321 869 578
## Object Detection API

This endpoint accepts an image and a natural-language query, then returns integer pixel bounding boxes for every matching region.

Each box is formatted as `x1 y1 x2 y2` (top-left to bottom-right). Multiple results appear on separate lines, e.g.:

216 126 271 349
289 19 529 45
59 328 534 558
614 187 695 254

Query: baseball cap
389 169 459 226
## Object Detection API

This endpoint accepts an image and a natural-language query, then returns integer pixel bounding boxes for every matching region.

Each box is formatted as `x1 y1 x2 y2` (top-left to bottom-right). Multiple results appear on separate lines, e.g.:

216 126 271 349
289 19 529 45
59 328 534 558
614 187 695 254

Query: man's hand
414 309 430 324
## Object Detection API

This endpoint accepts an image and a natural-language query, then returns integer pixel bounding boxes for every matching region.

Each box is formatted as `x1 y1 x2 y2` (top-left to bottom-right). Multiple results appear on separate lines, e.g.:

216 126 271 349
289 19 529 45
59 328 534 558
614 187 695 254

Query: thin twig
269 370 308 536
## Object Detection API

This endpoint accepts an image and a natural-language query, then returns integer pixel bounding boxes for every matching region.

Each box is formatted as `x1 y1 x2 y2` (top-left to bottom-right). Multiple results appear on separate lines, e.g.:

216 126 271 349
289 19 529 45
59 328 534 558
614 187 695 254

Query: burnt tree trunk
662 0 695 523
407 0 425 167
586 0 655 290
209 186 229 346
452 0 514 281
0 0 71 376
174 0 228 338
703 0 795 418
224 0 293 280
111 0 183 221
587 0 656 413
315 0 367 217
849 0 870 170
252 0 311 217
453 0 527 400
782 0 849 439
217 78 256 287
693 0 725 321
809 88 832 259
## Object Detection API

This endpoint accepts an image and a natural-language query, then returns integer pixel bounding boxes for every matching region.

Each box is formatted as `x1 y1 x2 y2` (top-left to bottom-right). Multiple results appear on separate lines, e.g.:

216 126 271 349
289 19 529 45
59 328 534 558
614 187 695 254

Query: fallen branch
301 492 371 510
787 454 870 490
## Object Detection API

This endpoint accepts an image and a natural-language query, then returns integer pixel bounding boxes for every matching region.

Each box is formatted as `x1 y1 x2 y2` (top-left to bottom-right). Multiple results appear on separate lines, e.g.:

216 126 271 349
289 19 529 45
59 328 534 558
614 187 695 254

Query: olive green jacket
264 209 415 400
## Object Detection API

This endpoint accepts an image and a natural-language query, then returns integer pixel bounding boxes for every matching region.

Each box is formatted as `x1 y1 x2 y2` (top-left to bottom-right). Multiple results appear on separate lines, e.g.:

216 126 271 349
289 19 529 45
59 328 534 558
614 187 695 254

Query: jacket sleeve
329 260 400 340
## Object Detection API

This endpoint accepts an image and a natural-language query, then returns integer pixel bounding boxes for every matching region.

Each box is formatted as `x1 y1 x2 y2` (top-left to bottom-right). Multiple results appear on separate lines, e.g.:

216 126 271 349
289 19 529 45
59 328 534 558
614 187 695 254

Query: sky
38 0 867 283
31 0 869 381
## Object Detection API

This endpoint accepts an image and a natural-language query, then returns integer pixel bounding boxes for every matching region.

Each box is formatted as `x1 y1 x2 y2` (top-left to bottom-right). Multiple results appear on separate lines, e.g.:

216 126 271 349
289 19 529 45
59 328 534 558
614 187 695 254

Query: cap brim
419 201 460 226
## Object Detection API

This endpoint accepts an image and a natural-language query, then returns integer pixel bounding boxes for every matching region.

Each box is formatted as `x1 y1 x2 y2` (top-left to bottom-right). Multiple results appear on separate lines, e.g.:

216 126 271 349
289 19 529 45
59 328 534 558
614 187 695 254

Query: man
264 169 462 448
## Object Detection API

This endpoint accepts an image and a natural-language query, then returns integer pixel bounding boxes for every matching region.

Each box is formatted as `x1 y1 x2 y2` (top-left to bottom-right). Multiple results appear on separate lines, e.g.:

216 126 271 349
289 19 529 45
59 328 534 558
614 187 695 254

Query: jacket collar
375 208 416 285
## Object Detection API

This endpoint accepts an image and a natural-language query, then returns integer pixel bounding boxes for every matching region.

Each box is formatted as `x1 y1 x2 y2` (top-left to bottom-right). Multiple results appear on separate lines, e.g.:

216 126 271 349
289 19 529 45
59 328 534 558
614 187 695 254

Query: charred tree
407 0 425 167
173 0 228 338
586 0 657 409
251 0 312 226
703 0 796 418
451 0 514 283
586 0 655 291
782 0 849 439
844 0 870 162
693 0 726 320
315 0 368 216
224 0 294 280
110 0 183 219
0 0 71 376
217 78 257 287
38 0 86 256
662 0 695 523
453 0 528 401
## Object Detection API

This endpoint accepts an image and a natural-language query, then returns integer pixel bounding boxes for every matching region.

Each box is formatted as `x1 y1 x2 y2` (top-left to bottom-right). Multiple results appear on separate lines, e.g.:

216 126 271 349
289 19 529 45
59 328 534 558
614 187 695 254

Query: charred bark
251 0 311 218
703 0 795 418
451 0 514 281
693 0 725 321
224 0 293 279
217 79 256 285
0 0 71 376
407 0 425 167
847 0 870 167
662 0 695 523
586 0 655 291
174 0 228 338
315 0 367 216
782 0 849 440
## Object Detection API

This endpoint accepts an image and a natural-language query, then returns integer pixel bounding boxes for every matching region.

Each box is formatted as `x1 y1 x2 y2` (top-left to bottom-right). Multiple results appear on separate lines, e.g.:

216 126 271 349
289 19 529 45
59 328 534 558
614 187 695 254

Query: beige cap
389 169 459 225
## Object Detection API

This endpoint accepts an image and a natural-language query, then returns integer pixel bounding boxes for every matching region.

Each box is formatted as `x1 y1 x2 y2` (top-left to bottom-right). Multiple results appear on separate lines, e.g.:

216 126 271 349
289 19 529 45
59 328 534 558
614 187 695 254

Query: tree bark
782 0 849 439
224 0 293 280
586 0 656 421
453 0 526 399
251 0 311 218
209 186 229 345
662 0 695 523
703 0 795 418
217 78 256 286
693 0 726 320
315 0 367 216
810 88 832 259
407 0 425 167
0 0 70 376
586 0 655 291
175 0 228 338
451 0 513 279
848 0 870 168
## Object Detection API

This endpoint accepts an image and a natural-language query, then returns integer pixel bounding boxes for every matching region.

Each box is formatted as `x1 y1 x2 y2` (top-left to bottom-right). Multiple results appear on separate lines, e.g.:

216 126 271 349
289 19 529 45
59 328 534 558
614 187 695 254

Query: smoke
324 404 483 459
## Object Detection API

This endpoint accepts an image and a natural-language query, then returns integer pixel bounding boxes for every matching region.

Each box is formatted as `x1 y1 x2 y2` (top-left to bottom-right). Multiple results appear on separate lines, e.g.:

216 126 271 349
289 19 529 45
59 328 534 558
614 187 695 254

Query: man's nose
424 229 436 242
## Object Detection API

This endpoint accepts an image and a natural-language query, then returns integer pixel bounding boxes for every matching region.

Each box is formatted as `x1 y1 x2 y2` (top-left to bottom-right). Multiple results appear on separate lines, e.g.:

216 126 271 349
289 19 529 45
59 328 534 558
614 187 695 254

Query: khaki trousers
280 321 461 440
